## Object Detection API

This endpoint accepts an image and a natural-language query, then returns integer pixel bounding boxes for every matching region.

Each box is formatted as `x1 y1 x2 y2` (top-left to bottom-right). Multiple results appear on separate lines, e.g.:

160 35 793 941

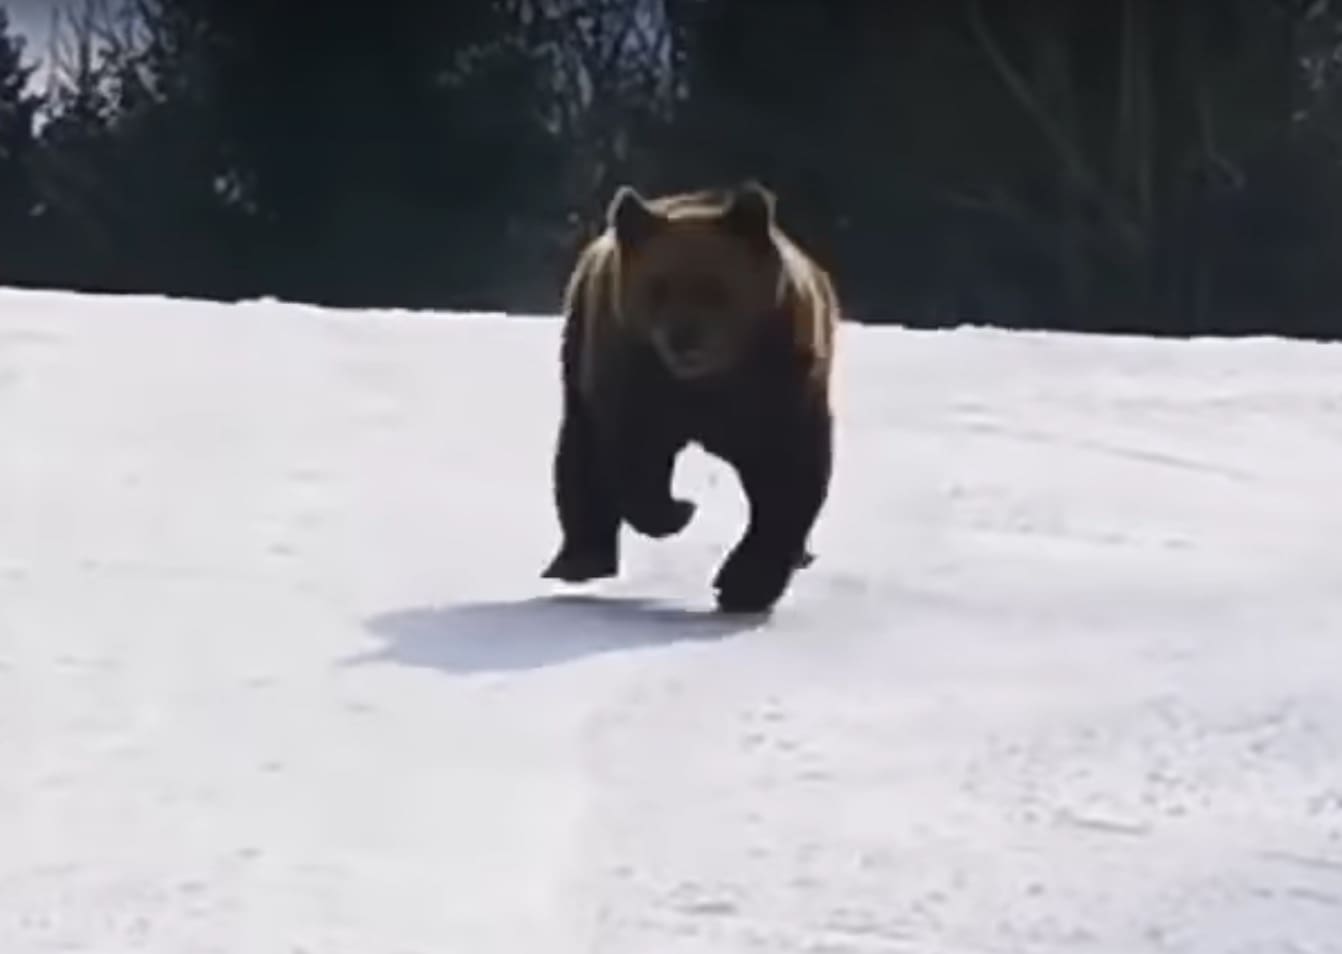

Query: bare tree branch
965 0 1143 251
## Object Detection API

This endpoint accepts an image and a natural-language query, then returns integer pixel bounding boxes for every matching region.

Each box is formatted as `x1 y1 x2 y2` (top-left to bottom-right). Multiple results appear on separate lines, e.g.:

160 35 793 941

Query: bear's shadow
352 593 767 675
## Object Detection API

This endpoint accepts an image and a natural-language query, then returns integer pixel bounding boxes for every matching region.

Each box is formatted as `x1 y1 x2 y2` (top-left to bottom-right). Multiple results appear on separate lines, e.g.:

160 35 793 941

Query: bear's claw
541 547 618 582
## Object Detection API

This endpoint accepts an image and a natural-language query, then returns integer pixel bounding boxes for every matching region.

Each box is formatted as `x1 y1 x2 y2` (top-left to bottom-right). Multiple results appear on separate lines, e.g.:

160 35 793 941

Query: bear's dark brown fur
541 180 840 613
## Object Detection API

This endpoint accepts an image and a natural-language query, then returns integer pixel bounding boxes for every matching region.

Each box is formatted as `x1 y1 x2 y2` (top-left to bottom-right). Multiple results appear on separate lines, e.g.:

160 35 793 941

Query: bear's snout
666 318 708 355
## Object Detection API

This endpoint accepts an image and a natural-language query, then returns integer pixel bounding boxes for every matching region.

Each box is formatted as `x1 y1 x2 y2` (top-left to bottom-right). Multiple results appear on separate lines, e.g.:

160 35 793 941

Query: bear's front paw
712 543 794 614
623 496 696 539
542 544 618 582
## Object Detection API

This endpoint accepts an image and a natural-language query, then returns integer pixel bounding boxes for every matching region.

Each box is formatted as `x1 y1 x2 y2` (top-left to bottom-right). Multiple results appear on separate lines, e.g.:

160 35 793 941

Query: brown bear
540 180 840 613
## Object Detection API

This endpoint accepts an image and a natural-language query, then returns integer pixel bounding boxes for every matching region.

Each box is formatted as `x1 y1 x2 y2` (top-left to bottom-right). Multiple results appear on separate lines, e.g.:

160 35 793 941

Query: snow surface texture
2 285 1342 953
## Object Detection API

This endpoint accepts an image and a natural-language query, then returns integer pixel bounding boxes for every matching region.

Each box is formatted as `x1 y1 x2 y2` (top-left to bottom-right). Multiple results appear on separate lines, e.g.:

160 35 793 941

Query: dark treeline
2 0 1342 337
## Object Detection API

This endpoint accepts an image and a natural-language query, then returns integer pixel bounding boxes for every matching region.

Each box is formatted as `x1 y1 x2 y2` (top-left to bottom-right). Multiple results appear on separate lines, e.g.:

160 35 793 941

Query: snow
2 284 1342 953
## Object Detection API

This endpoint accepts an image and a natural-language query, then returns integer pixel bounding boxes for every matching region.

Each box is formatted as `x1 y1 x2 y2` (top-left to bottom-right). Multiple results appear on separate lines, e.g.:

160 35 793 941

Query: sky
5 0 52 52
6 0 56 88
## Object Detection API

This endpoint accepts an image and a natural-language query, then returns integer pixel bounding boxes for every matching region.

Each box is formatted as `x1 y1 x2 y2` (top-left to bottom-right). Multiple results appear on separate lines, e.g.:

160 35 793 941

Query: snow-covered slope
2 285 1342 953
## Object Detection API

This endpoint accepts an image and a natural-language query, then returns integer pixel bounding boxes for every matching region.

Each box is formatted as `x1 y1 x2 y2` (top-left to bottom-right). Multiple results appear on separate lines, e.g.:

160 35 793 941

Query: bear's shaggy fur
540 180 840 613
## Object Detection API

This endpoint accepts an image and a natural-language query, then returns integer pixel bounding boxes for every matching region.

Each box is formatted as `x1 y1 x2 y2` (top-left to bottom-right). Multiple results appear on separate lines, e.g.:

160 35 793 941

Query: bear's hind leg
542 391 620 582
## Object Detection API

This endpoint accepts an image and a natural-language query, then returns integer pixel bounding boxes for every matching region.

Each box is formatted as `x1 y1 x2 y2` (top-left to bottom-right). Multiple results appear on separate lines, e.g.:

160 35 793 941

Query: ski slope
2 284 1342 953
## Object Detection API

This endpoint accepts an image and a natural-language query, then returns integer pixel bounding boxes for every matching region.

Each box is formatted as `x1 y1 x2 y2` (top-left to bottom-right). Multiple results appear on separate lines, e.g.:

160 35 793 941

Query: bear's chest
614 335 814 461
675 369 803 458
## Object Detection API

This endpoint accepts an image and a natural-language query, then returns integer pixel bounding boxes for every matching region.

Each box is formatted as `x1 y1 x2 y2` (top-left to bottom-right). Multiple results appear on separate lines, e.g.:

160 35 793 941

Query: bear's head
607 180 783 381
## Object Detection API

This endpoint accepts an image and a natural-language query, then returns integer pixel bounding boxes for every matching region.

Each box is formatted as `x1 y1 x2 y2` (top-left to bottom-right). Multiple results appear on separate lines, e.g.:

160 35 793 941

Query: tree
148 0 565 308
22 0 245 296
0 5 41 285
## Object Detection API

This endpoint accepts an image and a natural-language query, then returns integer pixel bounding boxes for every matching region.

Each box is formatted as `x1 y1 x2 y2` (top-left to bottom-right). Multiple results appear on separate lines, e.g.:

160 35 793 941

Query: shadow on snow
351 593 767 674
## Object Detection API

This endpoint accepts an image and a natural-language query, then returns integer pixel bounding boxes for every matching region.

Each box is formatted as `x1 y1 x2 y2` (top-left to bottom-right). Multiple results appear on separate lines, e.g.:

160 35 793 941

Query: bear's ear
608 185 661 247
721 180 776 244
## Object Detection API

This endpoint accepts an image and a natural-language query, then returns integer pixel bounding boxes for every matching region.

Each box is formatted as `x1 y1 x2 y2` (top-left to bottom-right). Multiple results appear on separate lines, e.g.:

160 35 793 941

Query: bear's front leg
602 397 696 540
713 406 832 613
616 433 696 539
542 386 621 582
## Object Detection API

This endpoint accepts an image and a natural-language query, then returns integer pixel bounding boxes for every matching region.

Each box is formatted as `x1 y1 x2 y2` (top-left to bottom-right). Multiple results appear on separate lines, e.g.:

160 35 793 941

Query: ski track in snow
2 286 1342 953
